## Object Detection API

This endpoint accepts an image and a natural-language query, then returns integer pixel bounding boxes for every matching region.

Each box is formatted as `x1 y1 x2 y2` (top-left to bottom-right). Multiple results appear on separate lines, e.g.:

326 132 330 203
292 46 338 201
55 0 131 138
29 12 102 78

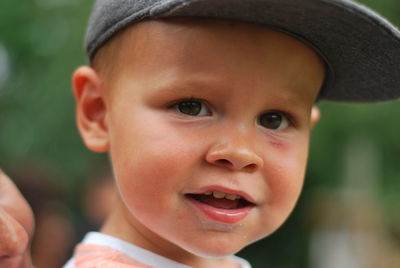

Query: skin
72 19 324 267
0 170 33 268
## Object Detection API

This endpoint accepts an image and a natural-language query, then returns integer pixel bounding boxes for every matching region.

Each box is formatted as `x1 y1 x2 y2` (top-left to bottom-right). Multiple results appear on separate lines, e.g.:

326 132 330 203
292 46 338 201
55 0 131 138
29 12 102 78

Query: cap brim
86 0 400 102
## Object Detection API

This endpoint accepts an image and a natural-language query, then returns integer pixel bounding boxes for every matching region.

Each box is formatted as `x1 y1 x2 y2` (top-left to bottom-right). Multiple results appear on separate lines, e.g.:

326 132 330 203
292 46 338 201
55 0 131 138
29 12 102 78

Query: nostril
243 163 257 172
215 159 258 172
216 159 232 166
206 146 263 172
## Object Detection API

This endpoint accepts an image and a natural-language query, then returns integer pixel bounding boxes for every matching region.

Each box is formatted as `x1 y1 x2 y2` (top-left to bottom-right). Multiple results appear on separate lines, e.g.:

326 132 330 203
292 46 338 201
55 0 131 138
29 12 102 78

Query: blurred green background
1 1 399 267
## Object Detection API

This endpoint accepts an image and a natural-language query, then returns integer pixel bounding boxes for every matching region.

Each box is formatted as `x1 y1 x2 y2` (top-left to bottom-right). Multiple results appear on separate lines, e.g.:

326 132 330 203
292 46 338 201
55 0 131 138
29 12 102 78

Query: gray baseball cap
85 0 400 102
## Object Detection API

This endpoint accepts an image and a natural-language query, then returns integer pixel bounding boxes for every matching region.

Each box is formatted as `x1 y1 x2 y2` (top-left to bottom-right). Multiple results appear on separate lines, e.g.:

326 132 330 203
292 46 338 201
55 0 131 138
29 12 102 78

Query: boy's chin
167 223 271 259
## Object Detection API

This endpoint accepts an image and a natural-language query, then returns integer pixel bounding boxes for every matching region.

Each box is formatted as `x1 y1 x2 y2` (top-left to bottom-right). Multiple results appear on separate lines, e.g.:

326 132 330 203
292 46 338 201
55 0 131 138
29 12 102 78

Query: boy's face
75 19 324 261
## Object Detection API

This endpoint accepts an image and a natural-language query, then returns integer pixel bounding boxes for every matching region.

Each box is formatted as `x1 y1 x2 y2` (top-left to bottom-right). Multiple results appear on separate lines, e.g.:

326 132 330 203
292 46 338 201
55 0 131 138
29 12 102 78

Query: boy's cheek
256 144 308 227
110 129 200 196
274 158 307 207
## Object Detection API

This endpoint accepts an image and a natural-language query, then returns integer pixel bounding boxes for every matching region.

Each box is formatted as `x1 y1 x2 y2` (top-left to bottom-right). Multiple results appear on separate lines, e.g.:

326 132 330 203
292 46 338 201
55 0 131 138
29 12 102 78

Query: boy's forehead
123 18 317 48
105 18 324 105
120 18 325 64
99 18 325 65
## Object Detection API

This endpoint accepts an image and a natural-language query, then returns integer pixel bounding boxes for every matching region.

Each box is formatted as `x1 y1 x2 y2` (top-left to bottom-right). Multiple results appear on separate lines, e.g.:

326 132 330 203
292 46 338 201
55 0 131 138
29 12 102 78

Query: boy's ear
311 105 320 128
72 66 109 153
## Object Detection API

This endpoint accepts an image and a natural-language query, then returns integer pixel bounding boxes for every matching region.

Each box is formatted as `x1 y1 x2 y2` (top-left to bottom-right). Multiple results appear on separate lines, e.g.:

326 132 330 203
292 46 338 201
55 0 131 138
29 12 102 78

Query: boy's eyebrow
147 76 230 100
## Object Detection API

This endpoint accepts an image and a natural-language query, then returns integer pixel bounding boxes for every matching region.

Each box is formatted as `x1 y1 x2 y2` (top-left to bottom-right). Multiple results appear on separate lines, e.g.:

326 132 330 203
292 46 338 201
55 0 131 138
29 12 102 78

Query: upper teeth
205 191 241 200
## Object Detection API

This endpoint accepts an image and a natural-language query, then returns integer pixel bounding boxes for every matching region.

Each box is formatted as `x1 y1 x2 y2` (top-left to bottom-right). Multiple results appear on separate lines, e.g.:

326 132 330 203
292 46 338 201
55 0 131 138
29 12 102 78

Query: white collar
66 232 251 268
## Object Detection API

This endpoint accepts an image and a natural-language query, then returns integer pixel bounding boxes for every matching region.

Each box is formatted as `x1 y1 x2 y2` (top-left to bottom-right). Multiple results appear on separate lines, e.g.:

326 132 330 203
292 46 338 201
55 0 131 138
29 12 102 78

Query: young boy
65 0 400 267
1 0 399 267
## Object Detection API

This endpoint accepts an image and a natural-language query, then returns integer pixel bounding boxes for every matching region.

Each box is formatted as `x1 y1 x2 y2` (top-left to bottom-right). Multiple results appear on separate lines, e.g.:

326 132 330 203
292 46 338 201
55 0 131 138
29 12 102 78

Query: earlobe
311 105 320 128
72 66 110 153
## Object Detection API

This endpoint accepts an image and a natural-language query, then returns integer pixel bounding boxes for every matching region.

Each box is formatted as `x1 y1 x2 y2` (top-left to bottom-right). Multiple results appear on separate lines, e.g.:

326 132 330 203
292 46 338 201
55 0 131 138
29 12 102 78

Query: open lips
186 191 255 210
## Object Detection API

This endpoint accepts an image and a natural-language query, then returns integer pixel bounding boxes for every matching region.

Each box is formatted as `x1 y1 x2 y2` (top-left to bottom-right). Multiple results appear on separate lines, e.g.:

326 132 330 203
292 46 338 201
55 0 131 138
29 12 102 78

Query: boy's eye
258 111 290 130
174 100 211 116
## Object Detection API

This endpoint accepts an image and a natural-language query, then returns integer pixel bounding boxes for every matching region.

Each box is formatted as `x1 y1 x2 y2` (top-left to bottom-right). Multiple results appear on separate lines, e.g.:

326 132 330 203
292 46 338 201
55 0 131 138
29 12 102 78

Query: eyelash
169 99 295 130
257 110 295 130
169 98 212 117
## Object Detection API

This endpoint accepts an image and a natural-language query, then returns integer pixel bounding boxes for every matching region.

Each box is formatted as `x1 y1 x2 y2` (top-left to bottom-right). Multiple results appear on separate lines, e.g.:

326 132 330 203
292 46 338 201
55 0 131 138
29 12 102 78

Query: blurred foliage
1 0 400 267
0 0 104 195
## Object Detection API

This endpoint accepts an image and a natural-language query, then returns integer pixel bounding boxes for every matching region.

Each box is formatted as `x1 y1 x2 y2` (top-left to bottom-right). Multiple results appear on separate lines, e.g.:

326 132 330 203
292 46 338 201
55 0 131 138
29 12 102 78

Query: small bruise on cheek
263 128 309 152
267 139 289 152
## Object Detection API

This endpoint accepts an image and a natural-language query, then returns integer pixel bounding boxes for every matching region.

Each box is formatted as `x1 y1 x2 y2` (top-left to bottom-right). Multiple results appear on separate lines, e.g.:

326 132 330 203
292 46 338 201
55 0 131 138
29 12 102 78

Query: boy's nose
205 135 264 173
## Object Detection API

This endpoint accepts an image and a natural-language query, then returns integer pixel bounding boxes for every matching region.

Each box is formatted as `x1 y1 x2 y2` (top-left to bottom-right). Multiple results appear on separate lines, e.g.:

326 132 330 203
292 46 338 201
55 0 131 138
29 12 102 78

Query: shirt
64 232 252 268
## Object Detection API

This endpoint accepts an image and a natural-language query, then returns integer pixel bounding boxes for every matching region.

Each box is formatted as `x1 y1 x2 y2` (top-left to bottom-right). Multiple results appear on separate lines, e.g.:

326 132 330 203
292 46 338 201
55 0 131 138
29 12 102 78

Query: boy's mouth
186 191 254 210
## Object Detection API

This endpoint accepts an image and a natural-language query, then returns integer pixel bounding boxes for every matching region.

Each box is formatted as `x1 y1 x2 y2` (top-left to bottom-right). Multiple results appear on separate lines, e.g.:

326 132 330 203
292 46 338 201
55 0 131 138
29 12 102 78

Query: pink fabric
73 244 155 268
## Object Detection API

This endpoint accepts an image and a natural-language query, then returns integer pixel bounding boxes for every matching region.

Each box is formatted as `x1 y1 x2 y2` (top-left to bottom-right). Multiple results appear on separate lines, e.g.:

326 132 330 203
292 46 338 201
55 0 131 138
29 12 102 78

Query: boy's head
71 0 400 264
